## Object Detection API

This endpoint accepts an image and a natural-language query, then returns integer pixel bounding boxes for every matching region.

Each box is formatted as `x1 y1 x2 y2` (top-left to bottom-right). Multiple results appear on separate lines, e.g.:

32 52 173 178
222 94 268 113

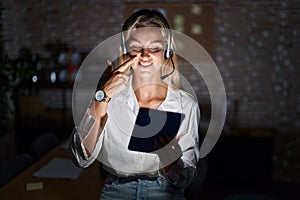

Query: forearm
69 100 108 167
82 101 108 157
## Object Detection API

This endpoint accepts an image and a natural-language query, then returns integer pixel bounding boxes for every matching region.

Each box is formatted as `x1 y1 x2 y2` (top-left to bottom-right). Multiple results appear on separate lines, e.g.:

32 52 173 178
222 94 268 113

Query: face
127 27 165 79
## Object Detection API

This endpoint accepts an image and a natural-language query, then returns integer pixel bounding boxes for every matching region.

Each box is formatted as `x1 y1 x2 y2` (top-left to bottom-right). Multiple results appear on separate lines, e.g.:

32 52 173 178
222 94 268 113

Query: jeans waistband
107 173 159 183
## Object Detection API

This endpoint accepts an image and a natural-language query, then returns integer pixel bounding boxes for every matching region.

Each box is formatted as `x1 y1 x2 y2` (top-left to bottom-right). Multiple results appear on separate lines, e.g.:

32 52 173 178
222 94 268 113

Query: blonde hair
120 9 182 90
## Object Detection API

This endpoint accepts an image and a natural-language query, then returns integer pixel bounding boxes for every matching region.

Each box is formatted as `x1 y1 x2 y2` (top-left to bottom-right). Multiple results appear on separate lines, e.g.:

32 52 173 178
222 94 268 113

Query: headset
121 9 175 79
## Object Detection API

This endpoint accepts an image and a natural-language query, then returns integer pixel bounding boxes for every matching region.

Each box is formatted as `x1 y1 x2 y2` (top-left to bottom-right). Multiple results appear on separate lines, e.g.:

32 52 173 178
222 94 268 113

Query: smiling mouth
139 62 152 67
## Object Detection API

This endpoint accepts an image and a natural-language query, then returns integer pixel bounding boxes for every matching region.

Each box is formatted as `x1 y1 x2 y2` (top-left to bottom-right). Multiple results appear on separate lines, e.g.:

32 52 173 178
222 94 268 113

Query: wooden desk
0 142 103 200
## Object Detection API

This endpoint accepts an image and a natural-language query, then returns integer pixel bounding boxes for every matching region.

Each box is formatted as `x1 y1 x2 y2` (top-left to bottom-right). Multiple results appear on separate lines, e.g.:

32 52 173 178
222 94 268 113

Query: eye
149 47 162 53
129 46 142 52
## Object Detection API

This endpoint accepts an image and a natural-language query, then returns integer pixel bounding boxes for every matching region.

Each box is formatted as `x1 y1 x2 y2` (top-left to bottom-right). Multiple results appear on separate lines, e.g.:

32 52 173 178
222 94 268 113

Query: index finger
116 55 138 73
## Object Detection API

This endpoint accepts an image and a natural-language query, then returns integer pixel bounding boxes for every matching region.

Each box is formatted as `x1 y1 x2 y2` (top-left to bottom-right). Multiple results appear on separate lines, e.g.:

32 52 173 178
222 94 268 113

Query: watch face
95 90 105 101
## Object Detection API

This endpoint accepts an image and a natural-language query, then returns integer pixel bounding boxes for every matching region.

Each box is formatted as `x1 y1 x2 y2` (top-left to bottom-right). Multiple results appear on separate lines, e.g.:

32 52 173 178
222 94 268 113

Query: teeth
140 62 152 67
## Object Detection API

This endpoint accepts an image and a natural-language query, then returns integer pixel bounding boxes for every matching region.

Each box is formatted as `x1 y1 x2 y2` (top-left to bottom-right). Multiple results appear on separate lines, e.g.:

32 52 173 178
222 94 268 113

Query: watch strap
103 96 111 103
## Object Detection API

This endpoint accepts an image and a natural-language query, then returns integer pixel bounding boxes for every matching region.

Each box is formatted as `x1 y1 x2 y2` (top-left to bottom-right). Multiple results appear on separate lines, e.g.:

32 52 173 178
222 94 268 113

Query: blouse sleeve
69 109 104 168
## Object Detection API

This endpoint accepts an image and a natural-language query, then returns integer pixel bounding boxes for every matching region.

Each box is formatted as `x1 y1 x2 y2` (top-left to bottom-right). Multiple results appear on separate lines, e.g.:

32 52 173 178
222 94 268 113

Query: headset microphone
160 56 175 80
160 69 174 80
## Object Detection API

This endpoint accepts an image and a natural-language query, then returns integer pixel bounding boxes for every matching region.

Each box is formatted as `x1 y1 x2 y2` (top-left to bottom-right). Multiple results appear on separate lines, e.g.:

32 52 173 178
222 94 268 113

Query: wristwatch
95 89 111 103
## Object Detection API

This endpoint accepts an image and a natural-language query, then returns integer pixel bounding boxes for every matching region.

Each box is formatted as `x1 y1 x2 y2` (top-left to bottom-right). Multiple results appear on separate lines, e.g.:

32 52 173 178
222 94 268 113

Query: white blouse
70 77 200 189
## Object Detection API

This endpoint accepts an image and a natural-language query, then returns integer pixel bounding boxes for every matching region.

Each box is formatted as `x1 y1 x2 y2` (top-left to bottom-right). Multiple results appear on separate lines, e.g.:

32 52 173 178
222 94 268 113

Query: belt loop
157 177 163 188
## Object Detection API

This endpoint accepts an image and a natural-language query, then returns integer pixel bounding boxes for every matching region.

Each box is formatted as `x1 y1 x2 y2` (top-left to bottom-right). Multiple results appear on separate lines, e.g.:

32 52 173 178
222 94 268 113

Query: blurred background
0 0 299 199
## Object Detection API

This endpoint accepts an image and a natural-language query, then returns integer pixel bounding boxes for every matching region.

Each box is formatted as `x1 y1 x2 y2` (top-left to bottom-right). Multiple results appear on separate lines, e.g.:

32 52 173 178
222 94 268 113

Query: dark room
0 0 299 199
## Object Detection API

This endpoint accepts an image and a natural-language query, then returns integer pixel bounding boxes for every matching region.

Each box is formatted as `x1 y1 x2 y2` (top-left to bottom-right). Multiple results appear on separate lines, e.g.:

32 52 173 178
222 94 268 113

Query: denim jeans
100 174 185 200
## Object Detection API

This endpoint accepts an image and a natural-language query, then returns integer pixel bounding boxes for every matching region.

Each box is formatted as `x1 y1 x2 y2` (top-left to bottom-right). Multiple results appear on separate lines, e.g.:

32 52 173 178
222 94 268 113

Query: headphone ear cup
122 46 128 55
164 28 173 59
164 48 173 59
121 32 128 55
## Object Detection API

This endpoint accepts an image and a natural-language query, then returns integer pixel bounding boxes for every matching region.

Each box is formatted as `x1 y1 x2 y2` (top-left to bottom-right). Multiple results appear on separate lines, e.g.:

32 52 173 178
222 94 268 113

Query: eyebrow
128 38 164 45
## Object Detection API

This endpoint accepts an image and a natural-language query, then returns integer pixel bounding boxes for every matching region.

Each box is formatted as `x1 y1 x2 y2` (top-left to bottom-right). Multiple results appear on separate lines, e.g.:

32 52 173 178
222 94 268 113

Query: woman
70 9 200 200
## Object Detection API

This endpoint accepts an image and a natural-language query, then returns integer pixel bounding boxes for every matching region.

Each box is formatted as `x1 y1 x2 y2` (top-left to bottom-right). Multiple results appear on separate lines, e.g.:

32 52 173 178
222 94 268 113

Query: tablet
128 107 185 153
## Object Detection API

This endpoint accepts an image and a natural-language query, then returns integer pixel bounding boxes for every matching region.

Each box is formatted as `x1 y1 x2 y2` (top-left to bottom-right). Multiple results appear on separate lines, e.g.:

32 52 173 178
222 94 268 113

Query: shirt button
136 155 144 171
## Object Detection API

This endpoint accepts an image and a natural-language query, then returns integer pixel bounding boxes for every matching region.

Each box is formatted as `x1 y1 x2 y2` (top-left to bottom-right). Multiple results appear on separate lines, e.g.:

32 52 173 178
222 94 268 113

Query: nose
141 48 150 57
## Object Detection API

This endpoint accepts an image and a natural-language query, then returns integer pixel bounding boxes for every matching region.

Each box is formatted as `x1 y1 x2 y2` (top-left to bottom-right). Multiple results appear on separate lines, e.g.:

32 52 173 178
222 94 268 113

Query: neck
132 73 163 90
132 74 167 102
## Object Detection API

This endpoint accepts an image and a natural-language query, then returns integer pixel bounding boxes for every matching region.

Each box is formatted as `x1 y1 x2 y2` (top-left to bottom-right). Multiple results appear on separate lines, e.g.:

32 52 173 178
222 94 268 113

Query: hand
100 55 138 98
154 136 182 173
154 136 178 150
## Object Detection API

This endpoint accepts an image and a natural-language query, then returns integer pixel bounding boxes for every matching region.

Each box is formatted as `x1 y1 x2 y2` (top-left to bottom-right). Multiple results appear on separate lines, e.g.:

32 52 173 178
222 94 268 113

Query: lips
138 62 152 67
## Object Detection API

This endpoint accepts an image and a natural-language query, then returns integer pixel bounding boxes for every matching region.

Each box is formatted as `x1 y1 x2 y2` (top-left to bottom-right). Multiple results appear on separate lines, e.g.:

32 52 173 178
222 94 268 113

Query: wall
1 0 300 181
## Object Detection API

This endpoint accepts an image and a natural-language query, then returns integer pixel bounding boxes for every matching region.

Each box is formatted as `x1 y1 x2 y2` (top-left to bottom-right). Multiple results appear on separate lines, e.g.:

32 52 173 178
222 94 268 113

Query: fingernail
107 60 112 65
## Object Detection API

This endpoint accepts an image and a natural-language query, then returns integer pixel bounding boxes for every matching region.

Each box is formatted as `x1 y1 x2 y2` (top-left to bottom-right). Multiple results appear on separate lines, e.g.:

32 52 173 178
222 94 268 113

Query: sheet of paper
26 182 43 191
33 158 83 180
